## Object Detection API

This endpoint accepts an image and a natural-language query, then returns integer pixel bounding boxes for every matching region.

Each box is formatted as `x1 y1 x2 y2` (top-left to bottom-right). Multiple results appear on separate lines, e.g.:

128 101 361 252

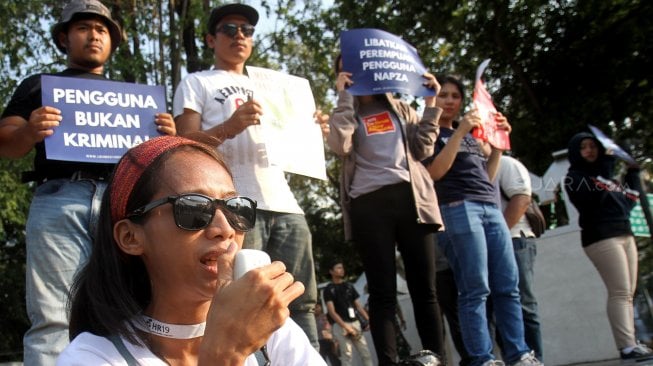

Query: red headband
110 135 205 225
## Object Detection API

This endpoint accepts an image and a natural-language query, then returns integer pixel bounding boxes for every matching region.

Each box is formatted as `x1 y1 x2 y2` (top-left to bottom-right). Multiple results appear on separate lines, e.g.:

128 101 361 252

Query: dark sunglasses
128 193 257 232
216 23 255 38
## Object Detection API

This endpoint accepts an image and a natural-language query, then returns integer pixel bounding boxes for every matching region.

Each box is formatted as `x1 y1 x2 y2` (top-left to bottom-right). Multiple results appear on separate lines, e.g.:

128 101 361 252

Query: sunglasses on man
216 23 255 38
128 193 257 232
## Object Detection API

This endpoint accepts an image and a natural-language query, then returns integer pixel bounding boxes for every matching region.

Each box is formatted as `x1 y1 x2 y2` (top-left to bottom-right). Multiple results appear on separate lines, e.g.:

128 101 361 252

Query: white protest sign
246 66 327 180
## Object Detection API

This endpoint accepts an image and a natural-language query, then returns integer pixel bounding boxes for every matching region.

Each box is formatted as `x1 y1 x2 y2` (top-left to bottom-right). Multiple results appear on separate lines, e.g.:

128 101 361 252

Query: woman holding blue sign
327 55 445 365
565 132 652 360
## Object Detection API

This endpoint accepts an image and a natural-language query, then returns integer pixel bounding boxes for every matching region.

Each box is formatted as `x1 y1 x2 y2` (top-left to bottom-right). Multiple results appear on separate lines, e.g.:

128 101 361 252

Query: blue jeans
24 179 107 365
242 210 318 349
438 201 529 366
512 236 543 361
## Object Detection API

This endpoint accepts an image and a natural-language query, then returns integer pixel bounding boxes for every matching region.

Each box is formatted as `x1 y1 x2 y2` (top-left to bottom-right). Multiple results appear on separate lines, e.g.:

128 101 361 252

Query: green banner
630 193 653 237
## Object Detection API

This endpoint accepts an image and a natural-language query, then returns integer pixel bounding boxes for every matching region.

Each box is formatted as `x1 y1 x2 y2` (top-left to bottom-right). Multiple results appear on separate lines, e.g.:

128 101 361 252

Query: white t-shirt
173 69 303 214
56 319 326 365
497 155 535 238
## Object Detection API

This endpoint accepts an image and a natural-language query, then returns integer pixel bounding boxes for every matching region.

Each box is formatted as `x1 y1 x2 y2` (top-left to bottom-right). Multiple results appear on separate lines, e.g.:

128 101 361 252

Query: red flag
472 59 510 150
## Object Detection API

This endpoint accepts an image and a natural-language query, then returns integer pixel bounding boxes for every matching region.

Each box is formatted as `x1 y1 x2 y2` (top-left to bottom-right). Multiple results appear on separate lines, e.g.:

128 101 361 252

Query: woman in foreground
57 135 325 365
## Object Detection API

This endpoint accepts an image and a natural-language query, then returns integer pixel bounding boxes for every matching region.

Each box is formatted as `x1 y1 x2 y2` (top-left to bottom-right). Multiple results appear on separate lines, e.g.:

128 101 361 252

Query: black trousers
436 268 472 366
351 182 444 365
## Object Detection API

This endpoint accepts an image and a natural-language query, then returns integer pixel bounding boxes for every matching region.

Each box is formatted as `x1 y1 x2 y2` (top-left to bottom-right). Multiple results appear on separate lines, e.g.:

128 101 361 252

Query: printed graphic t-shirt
173 69 302 214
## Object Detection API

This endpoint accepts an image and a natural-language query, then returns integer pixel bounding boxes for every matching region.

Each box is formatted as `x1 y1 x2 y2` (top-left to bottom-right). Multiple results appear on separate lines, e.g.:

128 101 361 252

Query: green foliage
0 156 32 361
315 0 653 176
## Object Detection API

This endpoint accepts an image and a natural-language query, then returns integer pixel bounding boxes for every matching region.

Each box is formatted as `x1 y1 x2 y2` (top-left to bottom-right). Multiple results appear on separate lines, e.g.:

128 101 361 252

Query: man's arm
0 106 62 159
504 193 531 229
353 299 370 330
353 299 368 321
175 101 262 143
174 108 230 142
498 155 532 228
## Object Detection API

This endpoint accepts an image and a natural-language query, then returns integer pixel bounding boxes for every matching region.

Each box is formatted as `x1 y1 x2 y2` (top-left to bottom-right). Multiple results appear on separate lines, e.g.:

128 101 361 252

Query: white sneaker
481 360 506 366
511 351 543 366
621 342 653 362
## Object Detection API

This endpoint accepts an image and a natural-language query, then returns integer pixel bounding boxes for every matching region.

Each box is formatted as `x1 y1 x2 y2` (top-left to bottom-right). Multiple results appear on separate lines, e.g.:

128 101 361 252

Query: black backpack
524 198 547 237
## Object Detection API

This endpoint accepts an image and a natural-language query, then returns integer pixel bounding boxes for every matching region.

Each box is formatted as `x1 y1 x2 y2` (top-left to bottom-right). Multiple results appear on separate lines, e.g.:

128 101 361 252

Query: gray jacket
327 91 444 240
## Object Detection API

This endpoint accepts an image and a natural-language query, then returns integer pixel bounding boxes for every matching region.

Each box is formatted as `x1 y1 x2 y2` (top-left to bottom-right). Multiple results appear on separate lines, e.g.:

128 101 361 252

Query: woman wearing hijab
565 132 652 360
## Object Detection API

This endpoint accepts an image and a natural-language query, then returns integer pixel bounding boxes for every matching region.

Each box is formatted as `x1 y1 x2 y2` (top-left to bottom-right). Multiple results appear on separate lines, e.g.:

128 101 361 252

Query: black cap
208 3 259 34
51 0 122 54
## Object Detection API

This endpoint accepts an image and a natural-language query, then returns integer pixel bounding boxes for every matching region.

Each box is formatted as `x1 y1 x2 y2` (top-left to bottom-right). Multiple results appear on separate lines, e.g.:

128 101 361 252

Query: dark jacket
564 132 640 246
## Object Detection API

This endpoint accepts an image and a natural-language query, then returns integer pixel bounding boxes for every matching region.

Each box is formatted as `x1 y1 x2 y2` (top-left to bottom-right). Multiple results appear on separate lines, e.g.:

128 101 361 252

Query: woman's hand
422 72 441 108
314 109 330 137
199 244 304 363
459 108 483 134
336 72 353 92
494 112 511 135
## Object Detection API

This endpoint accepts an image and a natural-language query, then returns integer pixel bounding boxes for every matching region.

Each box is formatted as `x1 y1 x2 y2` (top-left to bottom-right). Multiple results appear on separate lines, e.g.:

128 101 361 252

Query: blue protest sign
588 124 637 165
340 28 434 97
42 75 165 163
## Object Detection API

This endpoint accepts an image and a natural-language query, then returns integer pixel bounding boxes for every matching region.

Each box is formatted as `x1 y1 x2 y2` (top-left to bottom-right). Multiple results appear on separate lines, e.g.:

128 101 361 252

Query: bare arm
354 299 369 321
487 112 511 181
0 106 62 159
426 110 481 181
504 193 531 229
353 299 370 331
175 108 206 136
199 245 304 365
175 100 263 143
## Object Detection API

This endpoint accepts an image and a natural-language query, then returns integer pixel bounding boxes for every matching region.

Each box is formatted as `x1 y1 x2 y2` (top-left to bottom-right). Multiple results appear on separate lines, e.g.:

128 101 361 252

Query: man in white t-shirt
172 3 318 348
496 154 543 361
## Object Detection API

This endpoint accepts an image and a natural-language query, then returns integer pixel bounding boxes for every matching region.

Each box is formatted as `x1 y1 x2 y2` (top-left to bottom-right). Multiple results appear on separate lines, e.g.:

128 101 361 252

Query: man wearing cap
173 3 319 349
0 1 175 363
